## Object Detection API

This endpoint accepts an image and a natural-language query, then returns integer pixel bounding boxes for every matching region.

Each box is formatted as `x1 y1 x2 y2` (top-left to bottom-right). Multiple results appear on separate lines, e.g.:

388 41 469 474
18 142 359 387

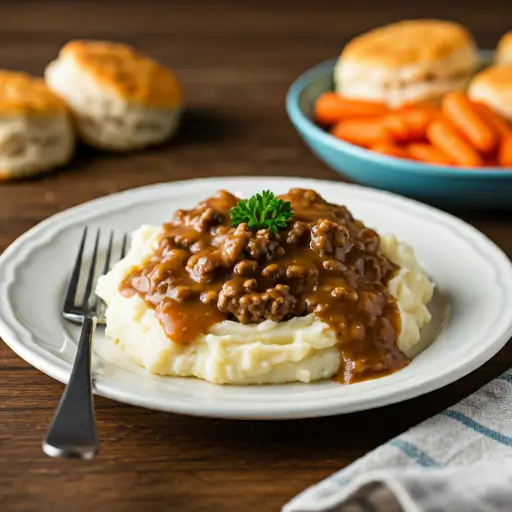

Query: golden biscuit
335 20 479 108
341 19 476 67
0 71 68 115
0 71 74 181
468 64 512 121
60 41 182 108
496 31 512 64
45 40 183 151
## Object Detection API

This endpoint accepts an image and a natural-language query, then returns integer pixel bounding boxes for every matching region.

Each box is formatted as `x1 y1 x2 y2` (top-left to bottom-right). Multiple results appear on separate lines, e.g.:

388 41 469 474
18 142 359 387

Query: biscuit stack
0 41 183 181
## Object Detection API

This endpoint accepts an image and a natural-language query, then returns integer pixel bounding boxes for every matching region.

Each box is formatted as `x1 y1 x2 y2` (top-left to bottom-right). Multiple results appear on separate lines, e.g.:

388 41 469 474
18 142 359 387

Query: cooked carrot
427 119 484 167
485 155 500 167
407 143 454 166
314 93 389 125
499 134 512 167
384 107 439 143
442 92 498 153
472 102 512 137
371 142 411 159
331 119 391 148
407 107 442 135
383 114 410 143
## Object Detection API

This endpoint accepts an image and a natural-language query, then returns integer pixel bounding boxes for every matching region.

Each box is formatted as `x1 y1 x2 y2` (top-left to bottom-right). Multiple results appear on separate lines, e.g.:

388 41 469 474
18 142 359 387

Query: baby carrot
371 142 411 159
331 119 391 148
499 134 512 167
472 103 512 167
383 113 410 143
442 92 498 154
405 107 441 136
407 143 454 166
315 93 389 125
427 119 484 167
472 102 512 137
384 107 439 143
485 155 499 167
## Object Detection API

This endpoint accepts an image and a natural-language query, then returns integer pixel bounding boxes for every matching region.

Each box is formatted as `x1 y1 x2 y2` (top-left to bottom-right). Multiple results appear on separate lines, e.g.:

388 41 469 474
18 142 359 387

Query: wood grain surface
1 2 511 511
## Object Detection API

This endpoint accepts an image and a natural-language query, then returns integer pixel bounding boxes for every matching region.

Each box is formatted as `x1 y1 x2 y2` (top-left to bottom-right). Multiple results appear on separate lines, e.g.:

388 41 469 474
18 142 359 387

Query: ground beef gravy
120 188 408 383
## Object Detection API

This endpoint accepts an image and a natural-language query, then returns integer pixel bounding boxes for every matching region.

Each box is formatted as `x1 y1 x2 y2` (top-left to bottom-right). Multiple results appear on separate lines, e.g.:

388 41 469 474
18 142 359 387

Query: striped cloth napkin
283 369 512 512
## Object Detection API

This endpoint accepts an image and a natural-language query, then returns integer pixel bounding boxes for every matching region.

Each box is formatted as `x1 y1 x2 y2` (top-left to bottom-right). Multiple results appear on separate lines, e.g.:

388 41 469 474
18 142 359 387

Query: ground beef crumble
120 188 407 383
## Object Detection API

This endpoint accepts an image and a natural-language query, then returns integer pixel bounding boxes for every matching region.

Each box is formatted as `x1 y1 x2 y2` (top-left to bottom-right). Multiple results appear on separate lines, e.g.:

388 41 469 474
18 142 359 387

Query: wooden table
1 2 511 510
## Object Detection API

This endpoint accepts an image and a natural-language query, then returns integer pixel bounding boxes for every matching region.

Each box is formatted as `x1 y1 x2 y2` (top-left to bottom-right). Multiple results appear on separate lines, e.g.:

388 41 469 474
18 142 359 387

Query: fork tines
64 228 127 321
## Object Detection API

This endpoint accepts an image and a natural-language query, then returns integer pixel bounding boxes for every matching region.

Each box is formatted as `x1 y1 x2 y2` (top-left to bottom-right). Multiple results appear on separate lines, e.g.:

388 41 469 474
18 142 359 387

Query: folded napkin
284 369 512 512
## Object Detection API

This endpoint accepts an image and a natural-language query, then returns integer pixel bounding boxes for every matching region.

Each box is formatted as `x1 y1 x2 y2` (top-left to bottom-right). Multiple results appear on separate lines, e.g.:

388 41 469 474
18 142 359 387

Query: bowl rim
285 55 512 179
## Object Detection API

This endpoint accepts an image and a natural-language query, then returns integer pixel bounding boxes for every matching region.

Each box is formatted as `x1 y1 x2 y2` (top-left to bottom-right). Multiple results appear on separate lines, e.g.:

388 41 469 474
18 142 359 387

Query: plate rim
1 176 512 419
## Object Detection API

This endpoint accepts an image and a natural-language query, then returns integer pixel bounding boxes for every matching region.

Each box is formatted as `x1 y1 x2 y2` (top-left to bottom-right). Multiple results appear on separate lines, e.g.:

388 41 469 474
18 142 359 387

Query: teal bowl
286 58 512 208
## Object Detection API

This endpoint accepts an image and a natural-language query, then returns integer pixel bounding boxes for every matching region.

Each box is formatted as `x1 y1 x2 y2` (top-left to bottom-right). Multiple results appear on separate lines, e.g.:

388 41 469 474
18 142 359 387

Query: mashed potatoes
96 225 434 385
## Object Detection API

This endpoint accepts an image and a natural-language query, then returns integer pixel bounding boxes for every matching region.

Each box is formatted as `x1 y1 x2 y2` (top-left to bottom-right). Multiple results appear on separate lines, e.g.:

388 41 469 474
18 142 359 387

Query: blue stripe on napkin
498 373 512 384
388 438 441 467
441 410 512 447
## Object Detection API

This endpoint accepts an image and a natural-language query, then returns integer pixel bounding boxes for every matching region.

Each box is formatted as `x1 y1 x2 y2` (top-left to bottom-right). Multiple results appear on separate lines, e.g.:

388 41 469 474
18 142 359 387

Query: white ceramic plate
1 177 511 419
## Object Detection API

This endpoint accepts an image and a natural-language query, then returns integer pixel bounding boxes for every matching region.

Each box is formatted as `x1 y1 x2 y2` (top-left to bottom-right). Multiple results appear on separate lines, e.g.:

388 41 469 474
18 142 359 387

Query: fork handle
43 316 98 459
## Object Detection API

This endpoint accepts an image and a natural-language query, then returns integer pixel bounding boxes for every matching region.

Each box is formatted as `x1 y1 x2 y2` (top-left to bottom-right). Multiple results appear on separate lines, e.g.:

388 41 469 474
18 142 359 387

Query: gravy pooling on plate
120 188 407 384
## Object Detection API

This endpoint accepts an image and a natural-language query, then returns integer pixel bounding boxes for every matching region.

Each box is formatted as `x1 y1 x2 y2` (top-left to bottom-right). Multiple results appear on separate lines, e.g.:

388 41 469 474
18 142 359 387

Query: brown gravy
120 188 407 383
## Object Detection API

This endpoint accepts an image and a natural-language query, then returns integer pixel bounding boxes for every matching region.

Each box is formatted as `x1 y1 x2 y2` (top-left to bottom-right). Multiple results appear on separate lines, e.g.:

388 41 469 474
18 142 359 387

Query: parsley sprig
230 191 294 234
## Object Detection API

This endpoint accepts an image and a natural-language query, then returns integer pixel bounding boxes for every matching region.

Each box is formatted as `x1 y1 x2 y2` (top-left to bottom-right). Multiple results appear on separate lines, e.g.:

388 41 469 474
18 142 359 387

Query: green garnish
230 190 294 234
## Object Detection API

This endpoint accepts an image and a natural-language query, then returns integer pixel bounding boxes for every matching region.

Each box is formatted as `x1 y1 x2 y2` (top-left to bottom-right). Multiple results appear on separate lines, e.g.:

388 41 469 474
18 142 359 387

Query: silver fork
42 227 127 460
